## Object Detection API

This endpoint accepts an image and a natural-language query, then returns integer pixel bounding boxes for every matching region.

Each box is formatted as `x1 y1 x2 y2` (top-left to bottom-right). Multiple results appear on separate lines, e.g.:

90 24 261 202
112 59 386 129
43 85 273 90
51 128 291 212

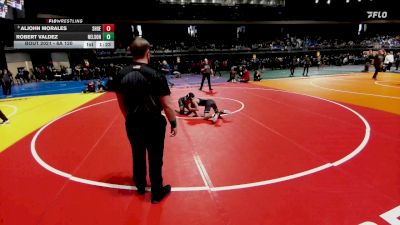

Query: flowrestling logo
367 11 388 19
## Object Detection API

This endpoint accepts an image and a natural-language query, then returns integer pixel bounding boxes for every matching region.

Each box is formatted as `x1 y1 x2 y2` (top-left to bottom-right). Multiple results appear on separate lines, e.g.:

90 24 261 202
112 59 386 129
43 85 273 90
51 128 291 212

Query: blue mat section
0 75 228 99
0 81 90 99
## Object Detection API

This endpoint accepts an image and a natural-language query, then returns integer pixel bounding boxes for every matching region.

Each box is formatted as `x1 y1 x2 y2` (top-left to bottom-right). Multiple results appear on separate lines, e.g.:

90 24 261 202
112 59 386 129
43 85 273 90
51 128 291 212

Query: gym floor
0 66 399 225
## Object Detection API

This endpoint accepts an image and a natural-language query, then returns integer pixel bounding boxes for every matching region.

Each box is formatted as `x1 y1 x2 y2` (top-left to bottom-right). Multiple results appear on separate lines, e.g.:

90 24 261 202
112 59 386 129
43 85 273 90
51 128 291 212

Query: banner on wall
5 0 23 10
6 0 15 8
15 0 22 10
0 3 8 19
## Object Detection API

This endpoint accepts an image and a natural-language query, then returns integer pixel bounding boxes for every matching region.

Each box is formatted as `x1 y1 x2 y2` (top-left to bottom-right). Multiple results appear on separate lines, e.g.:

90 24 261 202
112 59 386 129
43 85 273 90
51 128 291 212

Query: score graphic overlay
13 22 115 49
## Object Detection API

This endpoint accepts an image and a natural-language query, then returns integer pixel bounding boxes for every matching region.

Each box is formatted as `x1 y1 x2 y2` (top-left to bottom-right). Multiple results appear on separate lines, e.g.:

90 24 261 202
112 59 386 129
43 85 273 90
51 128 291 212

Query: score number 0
102 24 114 32
102 24 115 41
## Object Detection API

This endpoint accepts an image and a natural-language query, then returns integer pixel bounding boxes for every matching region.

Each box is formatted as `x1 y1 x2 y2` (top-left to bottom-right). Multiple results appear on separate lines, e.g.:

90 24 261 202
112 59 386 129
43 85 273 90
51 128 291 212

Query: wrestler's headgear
186 92 195 99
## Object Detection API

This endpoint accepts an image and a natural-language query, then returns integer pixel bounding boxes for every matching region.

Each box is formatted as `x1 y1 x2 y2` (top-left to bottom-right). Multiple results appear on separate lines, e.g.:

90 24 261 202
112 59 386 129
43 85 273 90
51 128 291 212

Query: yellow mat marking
255 73 400 115
0 93 102 152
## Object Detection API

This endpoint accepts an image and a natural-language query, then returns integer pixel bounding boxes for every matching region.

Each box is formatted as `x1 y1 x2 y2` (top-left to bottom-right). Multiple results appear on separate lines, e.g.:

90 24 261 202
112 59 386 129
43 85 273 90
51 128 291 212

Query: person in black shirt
115 37 177 204
1 69 12 97
289 56 297 77
362 50 374 72
302 55 311 77
395 52 400 71
372 50 384 80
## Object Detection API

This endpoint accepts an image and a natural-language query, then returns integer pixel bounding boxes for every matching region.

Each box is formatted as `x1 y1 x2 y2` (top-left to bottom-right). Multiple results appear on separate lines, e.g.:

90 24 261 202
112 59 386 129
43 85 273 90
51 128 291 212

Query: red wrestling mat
0 84 399 225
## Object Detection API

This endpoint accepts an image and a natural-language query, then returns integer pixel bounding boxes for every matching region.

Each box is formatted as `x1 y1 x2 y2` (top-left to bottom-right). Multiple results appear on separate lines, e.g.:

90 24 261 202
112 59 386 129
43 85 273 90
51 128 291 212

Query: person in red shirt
239 66 250 83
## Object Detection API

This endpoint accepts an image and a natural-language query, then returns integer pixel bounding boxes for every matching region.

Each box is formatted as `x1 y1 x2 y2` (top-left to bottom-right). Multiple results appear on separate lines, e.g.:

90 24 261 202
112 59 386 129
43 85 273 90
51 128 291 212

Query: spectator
395 52 400 71
83 81 96 93
384 51 394 72
239 67 250 83
289 56 297 77
2 69 12 97
160 60 174 87
254 70 262 81
227 66 236 82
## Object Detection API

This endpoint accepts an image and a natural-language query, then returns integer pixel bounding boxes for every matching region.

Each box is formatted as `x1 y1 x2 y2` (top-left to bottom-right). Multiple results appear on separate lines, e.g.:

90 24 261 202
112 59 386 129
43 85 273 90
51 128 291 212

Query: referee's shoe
151 185 171 204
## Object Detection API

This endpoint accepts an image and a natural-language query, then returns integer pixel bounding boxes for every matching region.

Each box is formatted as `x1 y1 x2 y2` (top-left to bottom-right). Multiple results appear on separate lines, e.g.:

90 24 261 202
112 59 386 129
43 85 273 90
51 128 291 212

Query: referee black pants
0 110 7 121
290 66 295 76
372 66 380 79
2 82 11 96
5 82 11 96
125 114 167 194
200 73 212 90
303 65 309 76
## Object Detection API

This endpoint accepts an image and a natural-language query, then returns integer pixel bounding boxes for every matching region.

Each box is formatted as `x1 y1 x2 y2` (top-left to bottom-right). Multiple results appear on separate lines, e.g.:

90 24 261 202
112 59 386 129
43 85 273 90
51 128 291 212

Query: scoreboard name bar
14 24 115 32
13 41 114 49
14 32 114 41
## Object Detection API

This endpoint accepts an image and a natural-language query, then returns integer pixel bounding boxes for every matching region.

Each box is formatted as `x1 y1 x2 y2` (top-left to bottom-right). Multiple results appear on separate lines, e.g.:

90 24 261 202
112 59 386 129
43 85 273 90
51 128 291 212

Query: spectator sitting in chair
83 81 96 93
96 80 106 92
227 66 236 83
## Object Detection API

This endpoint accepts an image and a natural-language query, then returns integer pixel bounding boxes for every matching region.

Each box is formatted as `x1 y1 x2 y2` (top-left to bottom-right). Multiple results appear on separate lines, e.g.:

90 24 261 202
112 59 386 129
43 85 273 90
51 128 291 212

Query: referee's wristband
170 119 177 128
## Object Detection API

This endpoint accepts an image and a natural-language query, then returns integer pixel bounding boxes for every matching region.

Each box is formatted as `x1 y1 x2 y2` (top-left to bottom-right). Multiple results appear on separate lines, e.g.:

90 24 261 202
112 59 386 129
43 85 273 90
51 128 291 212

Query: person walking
372 50 384 80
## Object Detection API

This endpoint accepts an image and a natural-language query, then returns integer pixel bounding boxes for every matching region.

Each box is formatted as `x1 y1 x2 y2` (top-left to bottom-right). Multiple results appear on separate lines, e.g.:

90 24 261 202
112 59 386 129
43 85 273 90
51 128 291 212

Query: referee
115 37 177 204
199 58 213 91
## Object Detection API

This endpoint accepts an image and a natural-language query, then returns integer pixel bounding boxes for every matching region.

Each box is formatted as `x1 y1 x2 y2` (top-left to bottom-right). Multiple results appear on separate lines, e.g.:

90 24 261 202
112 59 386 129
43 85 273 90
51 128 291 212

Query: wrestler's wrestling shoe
0 119 9 124
212 112 220 123
220 110 232 114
